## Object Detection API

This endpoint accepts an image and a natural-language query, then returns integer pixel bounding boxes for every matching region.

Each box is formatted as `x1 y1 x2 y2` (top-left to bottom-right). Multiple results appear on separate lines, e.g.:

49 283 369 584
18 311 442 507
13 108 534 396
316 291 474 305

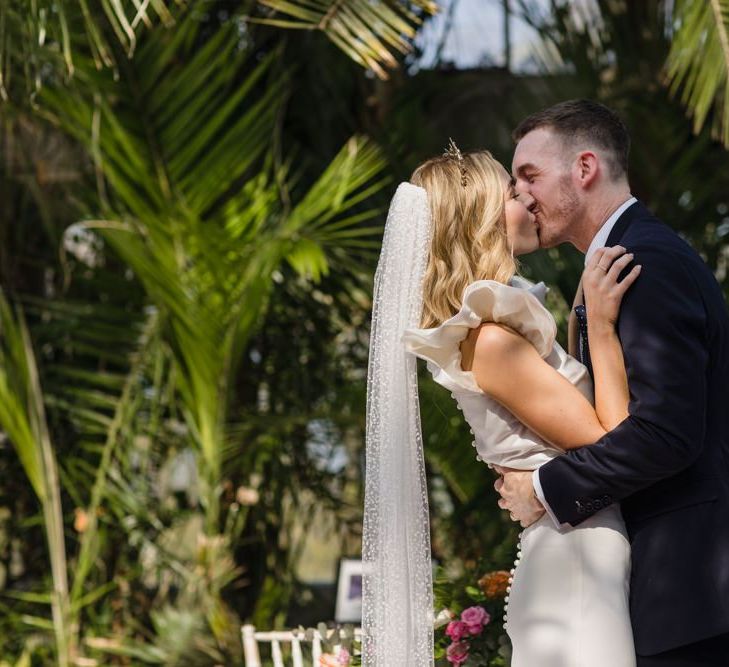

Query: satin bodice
402 276 593 470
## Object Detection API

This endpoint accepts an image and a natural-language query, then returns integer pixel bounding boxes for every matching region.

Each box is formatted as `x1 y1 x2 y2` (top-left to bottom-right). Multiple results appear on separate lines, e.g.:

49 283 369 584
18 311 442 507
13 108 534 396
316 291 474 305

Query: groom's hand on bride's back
493 466 545 528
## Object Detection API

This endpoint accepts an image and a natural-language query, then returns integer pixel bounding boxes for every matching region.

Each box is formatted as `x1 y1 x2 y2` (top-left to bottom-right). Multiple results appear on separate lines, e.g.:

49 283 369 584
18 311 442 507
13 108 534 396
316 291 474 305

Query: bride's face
501 166 539 256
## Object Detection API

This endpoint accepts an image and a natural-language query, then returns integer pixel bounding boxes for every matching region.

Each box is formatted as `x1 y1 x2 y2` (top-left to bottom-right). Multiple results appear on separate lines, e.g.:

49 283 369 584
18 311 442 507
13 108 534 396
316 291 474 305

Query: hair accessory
443 137 467 187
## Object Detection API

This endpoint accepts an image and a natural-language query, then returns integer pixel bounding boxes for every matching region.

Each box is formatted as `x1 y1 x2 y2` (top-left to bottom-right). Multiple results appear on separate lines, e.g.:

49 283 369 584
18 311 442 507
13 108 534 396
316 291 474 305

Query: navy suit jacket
539 201 729 656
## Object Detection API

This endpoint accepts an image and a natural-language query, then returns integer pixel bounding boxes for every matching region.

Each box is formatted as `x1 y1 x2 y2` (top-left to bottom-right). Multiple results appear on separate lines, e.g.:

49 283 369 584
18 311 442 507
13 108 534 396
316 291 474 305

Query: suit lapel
605 199 643 247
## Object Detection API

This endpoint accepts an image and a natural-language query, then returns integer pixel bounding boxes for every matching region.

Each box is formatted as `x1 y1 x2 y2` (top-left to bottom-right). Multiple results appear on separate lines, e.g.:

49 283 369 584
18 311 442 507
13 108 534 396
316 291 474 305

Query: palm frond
283 136 389 273
39 12 389 535
249 0 439 78
0 292 72 665
667 0 729 147
0 0 180 102
68 311 162 605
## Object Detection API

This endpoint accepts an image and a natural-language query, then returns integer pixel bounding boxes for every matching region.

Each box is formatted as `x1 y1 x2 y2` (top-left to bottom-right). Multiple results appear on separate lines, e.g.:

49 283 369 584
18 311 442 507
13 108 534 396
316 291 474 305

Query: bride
362 142 638 666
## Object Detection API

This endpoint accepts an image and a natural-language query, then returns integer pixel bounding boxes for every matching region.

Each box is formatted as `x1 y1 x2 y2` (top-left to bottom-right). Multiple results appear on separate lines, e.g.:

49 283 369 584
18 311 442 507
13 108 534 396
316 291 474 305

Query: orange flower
478 570 510 598
74 508 89 533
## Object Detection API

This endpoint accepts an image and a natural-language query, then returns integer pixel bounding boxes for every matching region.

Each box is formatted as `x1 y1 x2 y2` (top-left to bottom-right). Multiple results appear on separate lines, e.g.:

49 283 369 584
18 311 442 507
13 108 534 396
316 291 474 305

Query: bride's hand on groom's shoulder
493 466 545 528
583 245 642 333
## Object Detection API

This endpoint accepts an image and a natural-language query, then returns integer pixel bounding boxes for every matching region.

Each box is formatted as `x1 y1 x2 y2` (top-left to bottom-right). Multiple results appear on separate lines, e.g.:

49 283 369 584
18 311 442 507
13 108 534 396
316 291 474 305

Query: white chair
241 624 362 667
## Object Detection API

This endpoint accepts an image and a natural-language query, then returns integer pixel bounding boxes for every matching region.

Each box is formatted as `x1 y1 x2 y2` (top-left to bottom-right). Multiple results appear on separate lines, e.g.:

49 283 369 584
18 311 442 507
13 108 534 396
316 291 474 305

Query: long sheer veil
362 182 434 666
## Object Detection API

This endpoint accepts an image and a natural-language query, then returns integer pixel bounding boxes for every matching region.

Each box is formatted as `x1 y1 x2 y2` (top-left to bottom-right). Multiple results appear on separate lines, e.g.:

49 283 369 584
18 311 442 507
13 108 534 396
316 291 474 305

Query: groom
497 100 729 666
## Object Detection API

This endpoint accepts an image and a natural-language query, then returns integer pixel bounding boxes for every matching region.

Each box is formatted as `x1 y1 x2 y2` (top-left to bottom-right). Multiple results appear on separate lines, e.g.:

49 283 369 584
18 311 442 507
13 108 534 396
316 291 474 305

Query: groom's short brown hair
513 99 630 180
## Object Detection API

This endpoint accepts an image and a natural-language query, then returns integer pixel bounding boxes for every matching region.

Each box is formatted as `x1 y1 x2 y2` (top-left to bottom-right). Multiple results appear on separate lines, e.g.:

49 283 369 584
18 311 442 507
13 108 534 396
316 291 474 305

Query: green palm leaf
249 0 439 78
0 293 72 665
0 1 178 102
667 0 729 146
39 10 389 534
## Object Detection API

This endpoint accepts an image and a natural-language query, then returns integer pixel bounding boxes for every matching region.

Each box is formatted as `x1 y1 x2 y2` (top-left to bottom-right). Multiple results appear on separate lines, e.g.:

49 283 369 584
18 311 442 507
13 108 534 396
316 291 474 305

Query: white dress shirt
584 197 638 266
533 196 637 527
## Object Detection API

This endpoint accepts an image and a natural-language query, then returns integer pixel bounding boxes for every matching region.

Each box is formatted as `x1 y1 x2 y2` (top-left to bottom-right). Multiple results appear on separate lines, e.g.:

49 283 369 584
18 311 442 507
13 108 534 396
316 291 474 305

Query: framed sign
334 558 363 623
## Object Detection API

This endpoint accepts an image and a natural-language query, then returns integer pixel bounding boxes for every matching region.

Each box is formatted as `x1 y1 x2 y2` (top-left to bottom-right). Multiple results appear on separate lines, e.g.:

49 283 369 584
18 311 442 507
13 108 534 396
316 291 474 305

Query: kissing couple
362 99 729 666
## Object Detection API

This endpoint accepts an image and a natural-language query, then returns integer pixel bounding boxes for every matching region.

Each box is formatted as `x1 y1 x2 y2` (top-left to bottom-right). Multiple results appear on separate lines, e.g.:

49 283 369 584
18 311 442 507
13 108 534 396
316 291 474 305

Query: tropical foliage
0 0 177 101
247 0 438 78
1 1 395 662
667 0 729 147
1 0 728 664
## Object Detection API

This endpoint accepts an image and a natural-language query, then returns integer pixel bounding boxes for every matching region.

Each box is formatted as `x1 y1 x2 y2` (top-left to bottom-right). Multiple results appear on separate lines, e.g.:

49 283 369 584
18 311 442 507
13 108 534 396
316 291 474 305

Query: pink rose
460 605 491 635
446 640 469 666
319 649 350 667
445 620 468 642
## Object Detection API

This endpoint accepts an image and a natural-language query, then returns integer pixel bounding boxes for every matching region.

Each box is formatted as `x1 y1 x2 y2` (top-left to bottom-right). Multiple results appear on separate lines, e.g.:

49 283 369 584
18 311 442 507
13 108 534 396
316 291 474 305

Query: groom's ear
574 151 599 189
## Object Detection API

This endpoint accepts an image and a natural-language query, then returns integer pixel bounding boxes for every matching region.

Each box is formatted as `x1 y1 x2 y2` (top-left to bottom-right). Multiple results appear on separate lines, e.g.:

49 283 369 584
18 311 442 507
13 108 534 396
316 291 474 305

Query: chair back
241 624 361 667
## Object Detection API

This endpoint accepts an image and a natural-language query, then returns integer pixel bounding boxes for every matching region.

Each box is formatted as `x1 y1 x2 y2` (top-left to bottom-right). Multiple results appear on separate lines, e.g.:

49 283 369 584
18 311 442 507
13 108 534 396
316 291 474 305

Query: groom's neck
573 184 632 253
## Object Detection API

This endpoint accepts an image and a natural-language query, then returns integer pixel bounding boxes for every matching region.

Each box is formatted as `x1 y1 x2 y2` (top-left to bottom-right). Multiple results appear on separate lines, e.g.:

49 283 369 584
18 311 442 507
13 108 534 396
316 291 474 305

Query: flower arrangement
433 565 512 666
304 562 512 666
443 605 492 665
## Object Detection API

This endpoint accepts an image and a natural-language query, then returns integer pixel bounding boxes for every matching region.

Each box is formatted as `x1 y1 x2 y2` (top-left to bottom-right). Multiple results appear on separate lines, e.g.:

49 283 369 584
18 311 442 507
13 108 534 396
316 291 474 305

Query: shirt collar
584 196 637 266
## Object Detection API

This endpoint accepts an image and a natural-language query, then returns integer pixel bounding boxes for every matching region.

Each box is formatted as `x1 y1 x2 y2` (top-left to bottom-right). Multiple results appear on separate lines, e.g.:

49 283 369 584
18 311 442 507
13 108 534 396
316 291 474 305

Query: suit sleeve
538 245 709 525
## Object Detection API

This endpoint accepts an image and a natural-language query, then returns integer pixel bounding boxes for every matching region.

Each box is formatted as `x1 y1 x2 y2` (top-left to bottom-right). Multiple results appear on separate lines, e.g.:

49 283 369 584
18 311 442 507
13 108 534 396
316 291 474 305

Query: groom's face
511 128 582 249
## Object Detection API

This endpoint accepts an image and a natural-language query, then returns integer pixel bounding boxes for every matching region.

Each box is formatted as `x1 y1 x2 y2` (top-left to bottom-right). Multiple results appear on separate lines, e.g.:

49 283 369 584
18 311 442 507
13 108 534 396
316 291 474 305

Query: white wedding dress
402 277 636 667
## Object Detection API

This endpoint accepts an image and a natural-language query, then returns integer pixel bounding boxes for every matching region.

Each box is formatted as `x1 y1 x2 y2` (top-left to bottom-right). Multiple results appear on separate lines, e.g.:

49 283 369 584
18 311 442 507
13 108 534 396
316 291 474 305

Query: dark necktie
574 303 593 377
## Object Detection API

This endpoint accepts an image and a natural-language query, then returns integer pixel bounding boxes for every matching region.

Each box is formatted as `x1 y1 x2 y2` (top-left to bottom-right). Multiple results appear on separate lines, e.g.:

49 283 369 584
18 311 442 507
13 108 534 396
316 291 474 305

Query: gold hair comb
443 137 467 187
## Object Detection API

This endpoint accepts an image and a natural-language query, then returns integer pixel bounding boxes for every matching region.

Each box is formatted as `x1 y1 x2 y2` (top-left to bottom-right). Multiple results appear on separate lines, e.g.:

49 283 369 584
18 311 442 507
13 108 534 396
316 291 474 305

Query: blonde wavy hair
411 150 517 328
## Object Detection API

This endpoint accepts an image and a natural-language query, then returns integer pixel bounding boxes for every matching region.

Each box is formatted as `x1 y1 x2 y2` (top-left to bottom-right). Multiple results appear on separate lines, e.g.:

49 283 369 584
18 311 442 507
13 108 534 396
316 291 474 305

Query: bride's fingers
587 246 608 270
498 498 509 510
605 252 634 282
613 264 642 295
591 245 626 272
587 246 613 272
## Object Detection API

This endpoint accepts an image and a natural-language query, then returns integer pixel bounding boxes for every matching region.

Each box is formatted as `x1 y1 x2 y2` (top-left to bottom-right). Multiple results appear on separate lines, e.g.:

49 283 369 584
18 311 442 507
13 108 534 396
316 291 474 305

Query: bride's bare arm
468 247 640 450
470 324 605 449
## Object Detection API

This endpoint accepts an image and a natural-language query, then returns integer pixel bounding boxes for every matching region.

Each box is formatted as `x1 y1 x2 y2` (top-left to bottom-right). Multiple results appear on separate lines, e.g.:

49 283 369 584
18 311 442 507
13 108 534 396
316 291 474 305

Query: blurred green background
1 0 728 663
